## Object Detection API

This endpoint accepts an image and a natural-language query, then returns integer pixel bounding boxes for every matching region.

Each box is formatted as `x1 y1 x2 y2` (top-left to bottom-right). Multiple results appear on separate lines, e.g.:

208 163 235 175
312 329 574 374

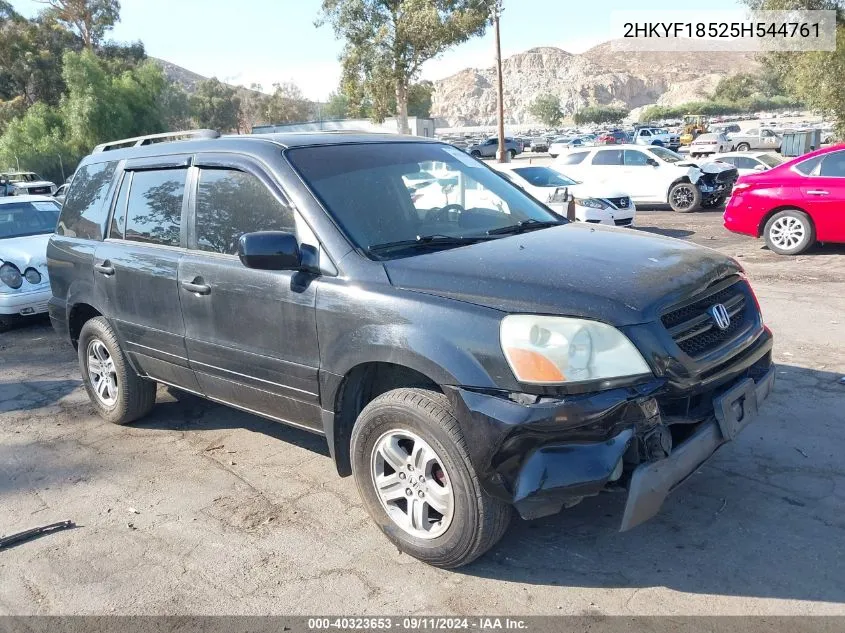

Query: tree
318 0 496 133
238 83 269 133
573 105 629 125
742 0 845 135
528 93 562 127
263 81 312 125
189 78 241 133
408 80 434 118
0 102 70 183
323 91 350 119
36 0 120 49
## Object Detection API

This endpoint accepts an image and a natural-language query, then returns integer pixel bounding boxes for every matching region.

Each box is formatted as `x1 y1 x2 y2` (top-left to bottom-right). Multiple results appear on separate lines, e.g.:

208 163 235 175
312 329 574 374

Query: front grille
714 168 738 184
607 196 630 209
28 186 51 194
661 279 749 358
614 218 633 226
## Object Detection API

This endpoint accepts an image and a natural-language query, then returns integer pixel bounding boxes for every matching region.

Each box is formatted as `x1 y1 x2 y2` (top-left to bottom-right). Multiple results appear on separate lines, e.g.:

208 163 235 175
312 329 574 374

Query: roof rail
92 129 220 153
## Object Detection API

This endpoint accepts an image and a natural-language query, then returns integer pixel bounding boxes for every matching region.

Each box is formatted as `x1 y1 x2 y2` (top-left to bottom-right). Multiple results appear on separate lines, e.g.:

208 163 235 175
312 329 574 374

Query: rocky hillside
431 41 759 127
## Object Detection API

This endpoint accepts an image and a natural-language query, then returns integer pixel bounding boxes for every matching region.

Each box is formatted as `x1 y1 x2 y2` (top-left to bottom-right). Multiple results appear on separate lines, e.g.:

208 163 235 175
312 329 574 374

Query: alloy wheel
370 429 455 539
87 339 118 406
672 185 695 210
769 216 806 251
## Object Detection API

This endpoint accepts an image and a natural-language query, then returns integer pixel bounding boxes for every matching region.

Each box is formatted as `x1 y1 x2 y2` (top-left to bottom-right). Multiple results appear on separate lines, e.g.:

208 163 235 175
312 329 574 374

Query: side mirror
646 158 660 167
238 231 302 271
754 164 766 171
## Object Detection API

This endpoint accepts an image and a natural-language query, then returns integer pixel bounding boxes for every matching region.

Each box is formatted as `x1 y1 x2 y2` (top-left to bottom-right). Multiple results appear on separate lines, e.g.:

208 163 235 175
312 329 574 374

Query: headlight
500 315 651 385
0 262 23 289
23 267 42 284
573 198 608 210
12 186 27 196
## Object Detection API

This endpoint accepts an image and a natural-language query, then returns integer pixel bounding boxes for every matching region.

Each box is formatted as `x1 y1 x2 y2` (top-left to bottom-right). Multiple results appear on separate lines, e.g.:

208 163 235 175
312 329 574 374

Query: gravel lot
1 206 844 616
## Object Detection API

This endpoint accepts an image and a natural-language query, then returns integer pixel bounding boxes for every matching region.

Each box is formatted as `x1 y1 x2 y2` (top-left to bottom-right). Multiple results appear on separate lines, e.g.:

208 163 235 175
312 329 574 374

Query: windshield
287 142 563 259
512 166 577 187
758 154 784 168
648 146 685 163
6 173 39 183
0 201 60 239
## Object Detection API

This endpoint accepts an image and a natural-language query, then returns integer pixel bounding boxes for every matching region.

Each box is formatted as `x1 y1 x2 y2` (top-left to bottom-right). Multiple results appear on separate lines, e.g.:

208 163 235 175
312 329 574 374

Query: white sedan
710 151 784 176
491 163 636 227
688 132 732 157
0 195 60 328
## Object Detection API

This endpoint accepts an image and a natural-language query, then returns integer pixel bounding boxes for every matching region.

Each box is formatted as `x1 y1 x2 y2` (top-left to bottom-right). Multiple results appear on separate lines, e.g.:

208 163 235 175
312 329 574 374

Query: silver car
727 127 782 152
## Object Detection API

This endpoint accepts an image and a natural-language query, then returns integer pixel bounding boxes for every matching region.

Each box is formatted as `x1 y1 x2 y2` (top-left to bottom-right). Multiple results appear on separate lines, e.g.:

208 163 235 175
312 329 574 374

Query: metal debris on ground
0 520 75 550
795 447 809 458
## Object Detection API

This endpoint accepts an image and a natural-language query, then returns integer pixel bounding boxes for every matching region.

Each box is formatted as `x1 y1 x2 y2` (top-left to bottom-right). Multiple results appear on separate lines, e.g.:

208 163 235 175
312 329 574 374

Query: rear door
799 149 845 242
178 154 321 431
94 156 199 391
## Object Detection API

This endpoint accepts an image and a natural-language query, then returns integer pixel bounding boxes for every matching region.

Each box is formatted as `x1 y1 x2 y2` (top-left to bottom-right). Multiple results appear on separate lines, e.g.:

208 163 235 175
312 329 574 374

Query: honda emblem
709 303 731 331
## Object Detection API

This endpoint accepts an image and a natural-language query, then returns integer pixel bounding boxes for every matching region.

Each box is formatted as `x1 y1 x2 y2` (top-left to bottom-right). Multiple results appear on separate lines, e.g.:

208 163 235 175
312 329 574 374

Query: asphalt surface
1 206 844 615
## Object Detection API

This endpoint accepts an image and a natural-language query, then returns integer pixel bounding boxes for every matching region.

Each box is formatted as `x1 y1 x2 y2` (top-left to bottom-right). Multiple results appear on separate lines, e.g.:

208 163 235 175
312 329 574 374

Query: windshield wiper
368 234 494 255
486 219 562 236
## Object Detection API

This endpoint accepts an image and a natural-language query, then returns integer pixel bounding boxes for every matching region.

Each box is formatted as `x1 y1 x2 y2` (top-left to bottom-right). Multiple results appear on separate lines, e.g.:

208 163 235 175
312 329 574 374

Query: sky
12 0 743 101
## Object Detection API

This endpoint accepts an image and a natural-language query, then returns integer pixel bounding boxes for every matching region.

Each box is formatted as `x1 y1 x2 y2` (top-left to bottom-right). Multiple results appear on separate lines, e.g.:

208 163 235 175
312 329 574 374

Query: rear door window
592 150 623 166
193 168 296 255
56 161 118 240
817 151 845 178
124 169 187 247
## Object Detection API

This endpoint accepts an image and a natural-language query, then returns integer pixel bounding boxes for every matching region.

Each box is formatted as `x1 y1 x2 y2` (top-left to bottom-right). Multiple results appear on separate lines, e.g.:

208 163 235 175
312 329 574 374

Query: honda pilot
48 130 775 568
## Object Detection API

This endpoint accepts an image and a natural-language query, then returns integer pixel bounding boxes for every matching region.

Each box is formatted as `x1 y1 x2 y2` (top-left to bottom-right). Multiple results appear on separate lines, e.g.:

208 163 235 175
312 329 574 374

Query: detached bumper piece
620 366 775 531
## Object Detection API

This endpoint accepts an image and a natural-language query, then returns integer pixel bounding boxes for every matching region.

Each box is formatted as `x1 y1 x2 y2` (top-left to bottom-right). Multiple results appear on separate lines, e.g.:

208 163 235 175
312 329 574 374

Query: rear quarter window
557 151 588 165
56 161 118 240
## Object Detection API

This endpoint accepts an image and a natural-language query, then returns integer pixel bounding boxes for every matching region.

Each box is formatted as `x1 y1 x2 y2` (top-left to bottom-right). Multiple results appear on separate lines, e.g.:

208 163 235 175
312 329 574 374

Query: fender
319 323 509 410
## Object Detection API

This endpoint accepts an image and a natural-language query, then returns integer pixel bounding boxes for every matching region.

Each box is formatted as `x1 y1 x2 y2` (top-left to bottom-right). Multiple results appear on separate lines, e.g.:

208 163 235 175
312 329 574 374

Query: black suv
48 130 774 568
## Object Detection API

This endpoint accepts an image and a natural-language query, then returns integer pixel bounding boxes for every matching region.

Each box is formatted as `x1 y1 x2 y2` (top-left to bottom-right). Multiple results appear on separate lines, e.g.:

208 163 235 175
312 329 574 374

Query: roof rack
92 129 220 153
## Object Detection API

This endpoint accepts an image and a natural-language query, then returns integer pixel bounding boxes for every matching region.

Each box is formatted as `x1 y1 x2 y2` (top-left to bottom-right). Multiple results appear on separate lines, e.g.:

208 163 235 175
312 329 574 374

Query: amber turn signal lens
505 348 566 383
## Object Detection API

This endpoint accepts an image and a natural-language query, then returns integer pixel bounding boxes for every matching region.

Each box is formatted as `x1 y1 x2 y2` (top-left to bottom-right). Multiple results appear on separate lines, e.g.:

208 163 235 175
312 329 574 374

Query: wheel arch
666 176 693 202
758 205 814 237
325 361 444 477
68 302 103 350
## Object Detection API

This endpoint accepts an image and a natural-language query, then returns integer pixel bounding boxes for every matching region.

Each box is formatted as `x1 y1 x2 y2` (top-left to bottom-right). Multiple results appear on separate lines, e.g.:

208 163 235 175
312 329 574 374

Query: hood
0 233 51 271
678 160 733 175
14 181 54 189
383 224 740 326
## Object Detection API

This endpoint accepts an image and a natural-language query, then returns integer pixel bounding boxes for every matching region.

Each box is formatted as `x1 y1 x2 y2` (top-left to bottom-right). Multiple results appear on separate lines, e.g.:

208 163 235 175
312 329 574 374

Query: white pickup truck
632 127 681 151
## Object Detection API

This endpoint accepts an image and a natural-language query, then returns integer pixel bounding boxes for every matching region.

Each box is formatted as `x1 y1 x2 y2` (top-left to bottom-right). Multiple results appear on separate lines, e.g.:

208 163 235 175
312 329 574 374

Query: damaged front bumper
446 340 774 531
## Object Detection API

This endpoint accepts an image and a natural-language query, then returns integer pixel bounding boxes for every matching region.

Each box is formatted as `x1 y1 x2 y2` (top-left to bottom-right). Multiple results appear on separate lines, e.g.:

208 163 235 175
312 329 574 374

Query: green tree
408 80 433 118
237 83 269 132
573 105 629 125
528 93 562 127
323 91 349 119
189 77 241 132
263 81 313 125
36 0 120 49
742 0 845 135
318 0 496 133
0 102 70 183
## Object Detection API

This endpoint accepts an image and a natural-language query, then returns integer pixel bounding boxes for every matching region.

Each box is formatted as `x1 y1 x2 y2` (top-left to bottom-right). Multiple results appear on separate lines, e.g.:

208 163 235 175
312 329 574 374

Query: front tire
351 388 511 568
78 317 156 425
470 150 481 158
764 209 815 255
668 181 702 213
507 149 516 160
736 142 751 151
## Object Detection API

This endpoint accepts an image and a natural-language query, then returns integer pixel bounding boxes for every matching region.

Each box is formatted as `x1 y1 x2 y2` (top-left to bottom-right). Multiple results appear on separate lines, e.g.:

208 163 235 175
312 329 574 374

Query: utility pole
493 1 507 163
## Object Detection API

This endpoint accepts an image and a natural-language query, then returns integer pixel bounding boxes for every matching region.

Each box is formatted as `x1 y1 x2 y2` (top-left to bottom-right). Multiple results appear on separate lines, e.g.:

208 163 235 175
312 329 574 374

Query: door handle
181 280 211 295
94 261 115 276
806 190 829 195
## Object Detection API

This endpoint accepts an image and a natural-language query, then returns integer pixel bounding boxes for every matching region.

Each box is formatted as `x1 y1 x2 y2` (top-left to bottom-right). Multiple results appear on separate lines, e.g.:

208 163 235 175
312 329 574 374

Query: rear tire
507 149 516 160
78 317 156 425
470 150 481 158
351 388 511 568
668 181 702 213
764 209 815 255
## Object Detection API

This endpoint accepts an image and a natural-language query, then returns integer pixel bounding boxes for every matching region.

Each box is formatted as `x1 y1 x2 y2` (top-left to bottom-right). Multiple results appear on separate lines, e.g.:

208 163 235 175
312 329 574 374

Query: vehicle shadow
0 379 81 413
133 387 330 458
459 364 845 604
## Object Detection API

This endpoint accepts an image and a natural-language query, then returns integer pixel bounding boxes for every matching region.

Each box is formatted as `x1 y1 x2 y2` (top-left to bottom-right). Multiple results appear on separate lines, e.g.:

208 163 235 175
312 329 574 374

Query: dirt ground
1 207 844 616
